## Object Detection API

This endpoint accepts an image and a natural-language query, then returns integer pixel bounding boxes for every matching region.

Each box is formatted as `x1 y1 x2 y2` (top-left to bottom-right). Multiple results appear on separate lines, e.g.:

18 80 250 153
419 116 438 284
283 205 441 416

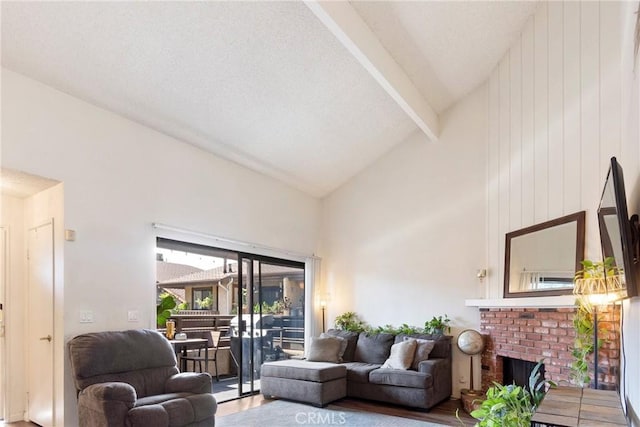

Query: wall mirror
504 211 585 298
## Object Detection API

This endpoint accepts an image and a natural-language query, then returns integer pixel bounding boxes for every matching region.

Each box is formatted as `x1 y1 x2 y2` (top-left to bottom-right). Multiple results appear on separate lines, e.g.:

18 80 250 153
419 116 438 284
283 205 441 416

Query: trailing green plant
334 312 366 332
156 293 176 327
569 299 607 387
570 258 613 387
371 324 398 334
424 314 451 334
396 323 421 335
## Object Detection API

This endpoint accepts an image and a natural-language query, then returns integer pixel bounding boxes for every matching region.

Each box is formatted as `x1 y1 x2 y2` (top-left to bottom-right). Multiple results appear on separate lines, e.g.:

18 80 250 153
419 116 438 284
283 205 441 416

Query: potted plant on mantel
424 314 451 335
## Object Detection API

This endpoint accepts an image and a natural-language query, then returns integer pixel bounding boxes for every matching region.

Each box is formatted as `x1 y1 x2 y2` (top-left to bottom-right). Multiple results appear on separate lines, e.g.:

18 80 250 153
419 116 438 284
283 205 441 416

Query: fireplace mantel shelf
465 295 576 308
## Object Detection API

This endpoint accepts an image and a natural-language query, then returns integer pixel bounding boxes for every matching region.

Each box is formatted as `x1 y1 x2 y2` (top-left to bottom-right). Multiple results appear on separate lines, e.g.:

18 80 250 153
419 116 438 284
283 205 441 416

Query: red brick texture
479 306 620 391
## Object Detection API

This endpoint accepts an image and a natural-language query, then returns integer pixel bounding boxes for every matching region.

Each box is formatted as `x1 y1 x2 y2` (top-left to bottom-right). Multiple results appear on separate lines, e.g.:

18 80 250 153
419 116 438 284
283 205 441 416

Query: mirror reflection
504 211 585 298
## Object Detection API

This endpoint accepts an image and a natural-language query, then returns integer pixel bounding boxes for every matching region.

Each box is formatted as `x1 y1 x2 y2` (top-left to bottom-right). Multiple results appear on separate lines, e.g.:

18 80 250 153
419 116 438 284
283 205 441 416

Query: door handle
39 335 52 342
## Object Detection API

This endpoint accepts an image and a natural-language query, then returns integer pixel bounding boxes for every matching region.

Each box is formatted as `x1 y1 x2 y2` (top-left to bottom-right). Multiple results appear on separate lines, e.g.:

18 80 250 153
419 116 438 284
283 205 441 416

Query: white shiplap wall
487 1 629 298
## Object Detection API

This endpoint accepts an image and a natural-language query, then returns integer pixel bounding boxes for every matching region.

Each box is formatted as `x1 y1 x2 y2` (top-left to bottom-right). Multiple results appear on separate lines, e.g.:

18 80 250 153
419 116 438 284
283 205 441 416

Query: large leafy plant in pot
157 294 176 328
468 359 555 426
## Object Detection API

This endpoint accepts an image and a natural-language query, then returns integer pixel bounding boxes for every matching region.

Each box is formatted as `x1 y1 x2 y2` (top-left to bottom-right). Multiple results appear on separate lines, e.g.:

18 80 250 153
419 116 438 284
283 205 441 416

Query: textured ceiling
1 168 59 198
1 1 538 197
351 1 538 113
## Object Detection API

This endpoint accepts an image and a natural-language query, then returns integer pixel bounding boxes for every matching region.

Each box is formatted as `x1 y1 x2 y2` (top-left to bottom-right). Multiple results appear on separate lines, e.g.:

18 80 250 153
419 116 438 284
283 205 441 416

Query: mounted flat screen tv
597 157 640 299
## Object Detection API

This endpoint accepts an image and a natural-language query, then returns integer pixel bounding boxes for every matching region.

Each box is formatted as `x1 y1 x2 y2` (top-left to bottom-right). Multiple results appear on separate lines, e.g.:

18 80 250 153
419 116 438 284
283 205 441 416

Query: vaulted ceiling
1 1 537 197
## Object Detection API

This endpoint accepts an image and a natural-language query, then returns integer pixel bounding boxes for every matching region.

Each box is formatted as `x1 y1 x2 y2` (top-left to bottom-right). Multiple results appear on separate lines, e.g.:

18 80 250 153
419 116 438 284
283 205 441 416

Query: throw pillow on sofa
307 336 343 363
324 329 359 362
354 332 395 364
403 337 436 370
320 333 347 362
381 339 417 370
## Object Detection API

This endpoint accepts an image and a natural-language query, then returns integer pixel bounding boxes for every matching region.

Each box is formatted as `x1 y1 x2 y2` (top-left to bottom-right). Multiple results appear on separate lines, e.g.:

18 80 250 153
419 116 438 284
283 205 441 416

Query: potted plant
424 314 451 335
156 293 176 328
573 257 623 301
334 312 366 332
467 359 554 426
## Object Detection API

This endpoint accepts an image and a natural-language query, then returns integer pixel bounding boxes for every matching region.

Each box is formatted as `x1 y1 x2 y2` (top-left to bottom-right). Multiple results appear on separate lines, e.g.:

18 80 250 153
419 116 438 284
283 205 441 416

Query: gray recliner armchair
68 329 217 427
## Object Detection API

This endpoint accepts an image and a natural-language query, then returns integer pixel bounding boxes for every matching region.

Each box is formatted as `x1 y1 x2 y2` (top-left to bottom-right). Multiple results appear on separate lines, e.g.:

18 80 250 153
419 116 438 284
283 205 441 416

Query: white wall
1 69 321 426
320 84 488 397
485 0 640 422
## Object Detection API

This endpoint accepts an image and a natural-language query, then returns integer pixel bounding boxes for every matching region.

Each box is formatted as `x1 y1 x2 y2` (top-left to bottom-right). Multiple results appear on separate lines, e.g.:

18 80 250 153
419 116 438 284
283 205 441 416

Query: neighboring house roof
161 287 186 303
157 263 304 287
156 261 203 283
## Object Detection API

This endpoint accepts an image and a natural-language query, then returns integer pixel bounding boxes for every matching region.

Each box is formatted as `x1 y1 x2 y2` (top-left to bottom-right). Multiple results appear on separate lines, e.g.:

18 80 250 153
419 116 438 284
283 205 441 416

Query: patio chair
68 329 217 427
182 330 222 381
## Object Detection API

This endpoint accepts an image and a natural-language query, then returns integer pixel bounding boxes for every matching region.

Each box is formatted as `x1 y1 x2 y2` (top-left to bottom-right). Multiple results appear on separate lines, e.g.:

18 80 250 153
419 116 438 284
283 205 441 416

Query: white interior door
27 222 54 427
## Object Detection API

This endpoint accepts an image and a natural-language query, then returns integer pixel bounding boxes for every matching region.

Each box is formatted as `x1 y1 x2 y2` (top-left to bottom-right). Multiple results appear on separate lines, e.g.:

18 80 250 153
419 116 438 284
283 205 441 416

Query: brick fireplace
479 306 620 390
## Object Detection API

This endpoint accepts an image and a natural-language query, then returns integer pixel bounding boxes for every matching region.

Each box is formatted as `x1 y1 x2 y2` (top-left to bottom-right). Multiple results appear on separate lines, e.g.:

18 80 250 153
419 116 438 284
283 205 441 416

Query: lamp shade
573 275 626 304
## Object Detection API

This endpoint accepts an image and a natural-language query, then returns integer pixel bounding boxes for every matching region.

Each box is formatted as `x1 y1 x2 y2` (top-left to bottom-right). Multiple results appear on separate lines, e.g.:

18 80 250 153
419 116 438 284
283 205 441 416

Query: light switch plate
127 310 139 322
79 310 94 323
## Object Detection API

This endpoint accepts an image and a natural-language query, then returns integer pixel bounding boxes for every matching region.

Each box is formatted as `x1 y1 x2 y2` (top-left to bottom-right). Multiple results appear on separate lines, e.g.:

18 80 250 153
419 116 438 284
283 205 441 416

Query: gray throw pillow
307 336 342 363
354 333 395 364
320 333 347 362
404 337 436 370
381 339 417 370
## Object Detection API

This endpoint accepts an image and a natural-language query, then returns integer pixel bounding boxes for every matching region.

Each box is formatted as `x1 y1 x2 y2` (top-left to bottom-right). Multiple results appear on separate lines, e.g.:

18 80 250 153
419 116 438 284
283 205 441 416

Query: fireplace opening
503 357 544 391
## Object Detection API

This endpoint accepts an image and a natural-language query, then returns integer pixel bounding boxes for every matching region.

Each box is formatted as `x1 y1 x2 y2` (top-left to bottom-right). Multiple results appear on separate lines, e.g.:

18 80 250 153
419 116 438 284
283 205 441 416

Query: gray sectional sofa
260 330 452 410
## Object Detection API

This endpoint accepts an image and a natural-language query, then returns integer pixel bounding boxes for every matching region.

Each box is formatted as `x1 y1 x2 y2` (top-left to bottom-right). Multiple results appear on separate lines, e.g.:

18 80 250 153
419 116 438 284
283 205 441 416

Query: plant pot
460 388 484 414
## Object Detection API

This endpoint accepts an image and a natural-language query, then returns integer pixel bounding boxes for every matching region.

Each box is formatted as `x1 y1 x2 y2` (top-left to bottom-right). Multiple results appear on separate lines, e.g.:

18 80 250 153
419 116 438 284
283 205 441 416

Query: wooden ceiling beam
305 0 439 142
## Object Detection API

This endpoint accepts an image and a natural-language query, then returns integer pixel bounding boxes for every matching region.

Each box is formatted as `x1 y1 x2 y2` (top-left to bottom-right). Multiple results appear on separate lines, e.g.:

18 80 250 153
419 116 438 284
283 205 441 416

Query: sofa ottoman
261 360 347 407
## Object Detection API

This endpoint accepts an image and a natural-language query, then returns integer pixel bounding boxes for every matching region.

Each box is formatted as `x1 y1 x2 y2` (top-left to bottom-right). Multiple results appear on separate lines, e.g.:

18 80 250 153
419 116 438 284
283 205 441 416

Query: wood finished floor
3 396 475 426
0 422 36 426
217 394 477 425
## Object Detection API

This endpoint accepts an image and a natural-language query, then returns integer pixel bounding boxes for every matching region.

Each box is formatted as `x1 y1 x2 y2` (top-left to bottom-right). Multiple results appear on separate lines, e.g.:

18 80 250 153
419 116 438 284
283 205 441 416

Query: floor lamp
573 273 624 389
320 300 327 333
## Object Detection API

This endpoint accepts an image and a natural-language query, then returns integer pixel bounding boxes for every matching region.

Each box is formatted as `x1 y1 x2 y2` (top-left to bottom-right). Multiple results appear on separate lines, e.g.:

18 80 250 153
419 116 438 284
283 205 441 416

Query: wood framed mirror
504 211 586 298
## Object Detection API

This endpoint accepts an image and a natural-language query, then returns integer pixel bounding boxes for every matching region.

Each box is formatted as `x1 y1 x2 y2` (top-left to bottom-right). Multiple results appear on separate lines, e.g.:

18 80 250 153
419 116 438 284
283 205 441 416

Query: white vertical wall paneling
488 70 501 297
620 1 639 170
580 1 601 259
599 1 622 169
548 1 564 219
510 39 523 230
486 0 626 297
499 57 511 296
521 18 536 228
534 2 549 223
563 1 582 215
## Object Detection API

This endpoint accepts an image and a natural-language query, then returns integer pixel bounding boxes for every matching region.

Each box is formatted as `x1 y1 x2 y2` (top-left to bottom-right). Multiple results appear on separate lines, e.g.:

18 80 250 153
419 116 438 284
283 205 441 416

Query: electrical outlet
459 375 466 384
127 310 139 322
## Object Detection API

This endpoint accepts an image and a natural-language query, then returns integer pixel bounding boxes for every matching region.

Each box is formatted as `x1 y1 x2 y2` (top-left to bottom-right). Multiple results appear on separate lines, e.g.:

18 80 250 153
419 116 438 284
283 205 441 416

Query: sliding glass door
236 255 305 396
156 238 305 401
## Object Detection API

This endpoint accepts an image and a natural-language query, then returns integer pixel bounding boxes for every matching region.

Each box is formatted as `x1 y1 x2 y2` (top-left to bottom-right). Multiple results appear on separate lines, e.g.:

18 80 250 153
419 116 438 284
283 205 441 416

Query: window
192 287 215 310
